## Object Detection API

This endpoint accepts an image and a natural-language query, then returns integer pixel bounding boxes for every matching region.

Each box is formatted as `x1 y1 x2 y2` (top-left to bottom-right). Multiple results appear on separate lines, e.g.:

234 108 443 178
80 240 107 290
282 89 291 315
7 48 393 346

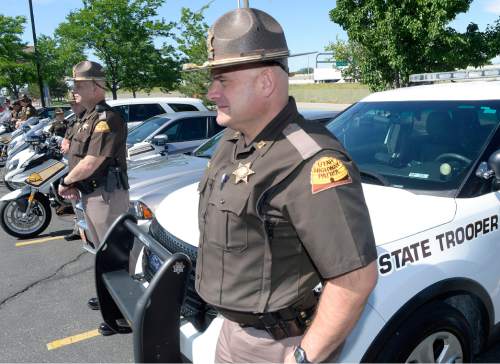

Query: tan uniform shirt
67 101 127 179
196 98 377 313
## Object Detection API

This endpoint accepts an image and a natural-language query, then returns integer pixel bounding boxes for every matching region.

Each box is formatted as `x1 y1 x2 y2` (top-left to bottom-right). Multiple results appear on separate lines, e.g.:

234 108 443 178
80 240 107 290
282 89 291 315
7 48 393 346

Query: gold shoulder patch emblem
310 157 351 194
95 120 110 133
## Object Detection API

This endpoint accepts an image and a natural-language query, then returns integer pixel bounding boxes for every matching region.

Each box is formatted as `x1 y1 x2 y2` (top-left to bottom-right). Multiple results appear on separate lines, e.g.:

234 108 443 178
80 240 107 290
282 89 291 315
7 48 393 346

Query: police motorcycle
0 133 70 238
3 117 53 189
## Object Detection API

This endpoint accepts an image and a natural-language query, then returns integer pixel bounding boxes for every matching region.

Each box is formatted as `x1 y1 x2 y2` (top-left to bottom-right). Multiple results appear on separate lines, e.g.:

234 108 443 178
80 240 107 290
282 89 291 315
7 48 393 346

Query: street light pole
28 0 45 107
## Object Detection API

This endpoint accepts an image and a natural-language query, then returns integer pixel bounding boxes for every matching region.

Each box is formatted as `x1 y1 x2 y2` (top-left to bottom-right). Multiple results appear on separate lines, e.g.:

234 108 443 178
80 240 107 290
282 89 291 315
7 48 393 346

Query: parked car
127 111 221 158
107 97 208 129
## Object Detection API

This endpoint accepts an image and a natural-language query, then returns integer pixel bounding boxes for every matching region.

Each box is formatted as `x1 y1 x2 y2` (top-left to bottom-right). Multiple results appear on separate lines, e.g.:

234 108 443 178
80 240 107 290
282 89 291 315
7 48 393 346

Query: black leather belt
75 178 103 195
217 304 316 340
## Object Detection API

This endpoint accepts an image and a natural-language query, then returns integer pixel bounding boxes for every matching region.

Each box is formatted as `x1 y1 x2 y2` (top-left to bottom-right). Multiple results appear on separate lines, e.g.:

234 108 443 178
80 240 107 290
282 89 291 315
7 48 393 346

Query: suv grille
145 218 206 320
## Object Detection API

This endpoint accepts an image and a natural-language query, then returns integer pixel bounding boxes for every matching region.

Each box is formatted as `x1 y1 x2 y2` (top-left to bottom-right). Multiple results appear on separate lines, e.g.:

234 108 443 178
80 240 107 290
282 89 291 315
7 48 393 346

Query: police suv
95 70 500 363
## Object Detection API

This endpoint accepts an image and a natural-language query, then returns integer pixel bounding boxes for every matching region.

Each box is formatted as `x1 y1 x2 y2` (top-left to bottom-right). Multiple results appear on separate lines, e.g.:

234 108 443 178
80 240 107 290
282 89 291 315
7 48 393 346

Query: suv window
163 117 207 142
112 105 129 122
209 116 225 136
328 101 500 194
168 103 199 112
129 104 165 122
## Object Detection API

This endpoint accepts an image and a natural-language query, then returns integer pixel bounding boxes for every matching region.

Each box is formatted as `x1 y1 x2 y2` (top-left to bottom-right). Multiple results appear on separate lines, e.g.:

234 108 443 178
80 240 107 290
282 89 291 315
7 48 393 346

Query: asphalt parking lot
0 182 133 362
0 179 498 363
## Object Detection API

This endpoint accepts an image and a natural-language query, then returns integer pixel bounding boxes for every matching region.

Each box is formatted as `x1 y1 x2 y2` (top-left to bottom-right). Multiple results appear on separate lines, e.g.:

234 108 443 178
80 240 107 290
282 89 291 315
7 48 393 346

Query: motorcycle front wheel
0 193 52 238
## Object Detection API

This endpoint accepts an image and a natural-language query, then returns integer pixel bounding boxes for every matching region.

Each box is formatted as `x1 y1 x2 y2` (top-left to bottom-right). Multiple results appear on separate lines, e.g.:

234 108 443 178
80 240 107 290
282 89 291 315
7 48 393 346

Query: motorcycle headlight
7 159 18 171
129 200 154 220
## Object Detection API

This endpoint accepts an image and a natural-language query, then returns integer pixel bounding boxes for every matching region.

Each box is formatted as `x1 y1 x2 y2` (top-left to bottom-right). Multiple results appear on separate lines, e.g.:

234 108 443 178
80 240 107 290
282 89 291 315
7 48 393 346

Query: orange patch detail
310 157 352 194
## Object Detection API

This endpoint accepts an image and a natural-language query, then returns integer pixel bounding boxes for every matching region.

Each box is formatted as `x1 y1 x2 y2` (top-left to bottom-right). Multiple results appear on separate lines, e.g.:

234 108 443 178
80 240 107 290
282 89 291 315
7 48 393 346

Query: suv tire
375 301 473 363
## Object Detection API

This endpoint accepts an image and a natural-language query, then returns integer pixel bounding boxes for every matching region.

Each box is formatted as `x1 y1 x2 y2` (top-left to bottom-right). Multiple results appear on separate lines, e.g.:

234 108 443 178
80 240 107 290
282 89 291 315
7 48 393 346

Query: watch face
294 346 308 363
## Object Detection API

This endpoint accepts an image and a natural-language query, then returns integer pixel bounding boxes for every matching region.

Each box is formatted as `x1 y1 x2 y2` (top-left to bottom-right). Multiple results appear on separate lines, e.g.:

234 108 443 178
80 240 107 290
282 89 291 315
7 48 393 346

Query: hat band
183 50 290 71
73 76 106 81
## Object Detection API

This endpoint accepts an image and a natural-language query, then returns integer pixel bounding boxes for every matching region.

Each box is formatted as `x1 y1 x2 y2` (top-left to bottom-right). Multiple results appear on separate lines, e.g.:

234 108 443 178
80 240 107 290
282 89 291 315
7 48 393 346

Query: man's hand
61 138 70 154
58 185 79 200
299 261 378 362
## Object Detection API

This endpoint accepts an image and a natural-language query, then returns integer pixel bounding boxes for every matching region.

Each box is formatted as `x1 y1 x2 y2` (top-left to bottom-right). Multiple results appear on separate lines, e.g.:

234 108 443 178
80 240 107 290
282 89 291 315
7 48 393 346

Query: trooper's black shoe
98 322 132 336
64 233 81 241
87 297 100 310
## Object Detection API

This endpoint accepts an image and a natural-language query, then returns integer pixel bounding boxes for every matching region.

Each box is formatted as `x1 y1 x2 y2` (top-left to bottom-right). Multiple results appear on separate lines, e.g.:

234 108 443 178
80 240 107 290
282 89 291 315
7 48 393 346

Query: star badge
82 122 89 131
232 162 255 184
172 261 185 275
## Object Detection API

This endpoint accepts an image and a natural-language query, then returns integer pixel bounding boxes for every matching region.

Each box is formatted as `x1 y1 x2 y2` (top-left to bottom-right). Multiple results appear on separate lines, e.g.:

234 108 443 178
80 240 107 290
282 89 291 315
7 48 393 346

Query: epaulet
282 123 322 160
95 104 106 112
97 110 107 121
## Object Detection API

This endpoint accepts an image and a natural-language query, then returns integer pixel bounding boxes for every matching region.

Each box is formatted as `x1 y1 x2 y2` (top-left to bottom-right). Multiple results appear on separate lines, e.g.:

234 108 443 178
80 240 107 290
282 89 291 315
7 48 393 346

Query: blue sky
4 0 500 71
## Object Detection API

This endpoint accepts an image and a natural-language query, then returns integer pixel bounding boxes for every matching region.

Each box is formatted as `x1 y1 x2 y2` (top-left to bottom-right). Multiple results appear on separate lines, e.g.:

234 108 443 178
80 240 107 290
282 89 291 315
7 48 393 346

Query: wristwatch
294 346 310 363
60 177 71 187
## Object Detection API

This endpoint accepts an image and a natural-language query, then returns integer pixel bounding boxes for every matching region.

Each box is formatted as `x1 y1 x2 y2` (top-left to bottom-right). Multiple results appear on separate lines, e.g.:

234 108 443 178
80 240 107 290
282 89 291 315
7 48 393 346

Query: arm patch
95 120 110 133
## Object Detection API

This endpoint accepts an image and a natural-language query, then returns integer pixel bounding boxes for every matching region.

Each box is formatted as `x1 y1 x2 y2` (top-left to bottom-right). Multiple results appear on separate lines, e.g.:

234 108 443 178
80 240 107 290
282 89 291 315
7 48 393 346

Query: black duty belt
217 304 316 340
75 178 104 195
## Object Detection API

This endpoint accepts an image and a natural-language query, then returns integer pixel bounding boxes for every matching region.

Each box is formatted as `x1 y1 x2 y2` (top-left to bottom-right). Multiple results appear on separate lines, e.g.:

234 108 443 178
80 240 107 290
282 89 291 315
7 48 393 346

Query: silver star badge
172 261 185 275
81 122 89 131
232 162 255 184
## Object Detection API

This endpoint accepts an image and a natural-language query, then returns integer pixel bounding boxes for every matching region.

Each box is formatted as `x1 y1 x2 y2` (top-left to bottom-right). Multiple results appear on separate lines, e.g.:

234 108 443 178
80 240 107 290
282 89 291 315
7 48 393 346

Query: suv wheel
375 301 473 363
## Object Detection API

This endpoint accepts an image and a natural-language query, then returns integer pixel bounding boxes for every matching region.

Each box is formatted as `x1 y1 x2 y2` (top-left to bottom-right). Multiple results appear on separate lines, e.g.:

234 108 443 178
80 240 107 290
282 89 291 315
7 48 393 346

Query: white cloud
485 0 500 15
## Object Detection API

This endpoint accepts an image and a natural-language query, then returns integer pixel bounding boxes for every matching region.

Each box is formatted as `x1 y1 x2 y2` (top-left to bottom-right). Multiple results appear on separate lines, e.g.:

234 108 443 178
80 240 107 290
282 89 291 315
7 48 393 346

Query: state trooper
48 108 67 137
61 96 86 241
185 8 378 363
58 60 130 336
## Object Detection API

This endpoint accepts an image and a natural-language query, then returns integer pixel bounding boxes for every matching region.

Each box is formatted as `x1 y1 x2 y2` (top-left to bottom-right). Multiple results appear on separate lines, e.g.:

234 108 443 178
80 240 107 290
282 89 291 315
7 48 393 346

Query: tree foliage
330 0 494 90
36 35 85 99
0 15 36 98
325 37 363 82
174 5 211 101
56 0 178 99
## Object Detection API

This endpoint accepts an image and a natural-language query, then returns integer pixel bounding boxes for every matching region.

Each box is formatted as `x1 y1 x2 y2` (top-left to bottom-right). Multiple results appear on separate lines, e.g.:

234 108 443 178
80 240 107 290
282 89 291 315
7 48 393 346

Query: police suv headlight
129 200 154 220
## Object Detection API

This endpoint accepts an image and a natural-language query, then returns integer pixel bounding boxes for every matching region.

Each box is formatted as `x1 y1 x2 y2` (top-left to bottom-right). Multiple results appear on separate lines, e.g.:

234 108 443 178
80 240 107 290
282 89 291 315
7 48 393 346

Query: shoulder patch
310 156 352 194
95 120 110 133
283 123 321 159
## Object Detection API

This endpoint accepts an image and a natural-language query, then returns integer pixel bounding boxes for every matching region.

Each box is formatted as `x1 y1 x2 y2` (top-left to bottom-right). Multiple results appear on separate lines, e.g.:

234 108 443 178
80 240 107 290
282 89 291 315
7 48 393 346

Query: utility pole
28 0 45 107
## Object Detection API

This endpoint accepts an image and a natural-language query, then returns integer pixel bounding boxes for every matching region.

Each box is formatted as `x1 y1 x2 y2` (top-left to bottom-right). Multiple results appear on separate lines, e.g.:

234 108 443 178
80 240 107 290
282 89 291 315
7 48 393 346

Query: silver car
127 111 221 158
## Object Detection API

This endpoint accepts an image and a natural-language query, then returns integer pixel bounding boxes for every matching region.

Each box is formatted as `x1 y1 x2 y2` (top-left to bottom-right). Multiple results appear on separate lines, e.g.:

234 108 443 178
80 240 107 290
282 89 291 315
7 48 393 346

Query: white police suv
96 70 500 363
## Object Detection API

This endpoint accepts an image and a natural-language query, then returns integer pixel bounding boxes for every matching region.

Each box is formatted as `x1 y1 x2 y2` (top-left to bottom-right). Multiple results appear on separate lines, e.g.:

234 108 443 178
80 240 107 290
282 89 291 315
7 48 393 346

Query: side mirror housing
488 150 500 180
152 134 168 146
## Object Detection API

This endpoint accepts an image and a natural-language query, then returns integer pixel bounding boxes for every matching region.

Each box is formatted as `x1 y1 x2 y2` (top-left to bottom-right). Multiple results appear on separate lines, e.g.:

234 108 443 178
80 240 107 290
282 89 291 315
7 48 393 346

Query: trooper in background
48 108 68 138
0 97 11 125
17 95 36 127
58 60 130 336
61 97 86 241
187 8 378 363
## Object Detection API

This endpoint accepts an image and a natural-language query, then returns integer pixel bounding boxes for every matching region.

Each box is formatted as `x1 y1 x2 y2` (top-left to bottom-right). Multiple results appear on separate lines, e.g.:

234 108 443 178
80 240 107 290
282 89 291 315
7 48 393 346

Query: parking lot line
46 329 100 350
15 236 64 247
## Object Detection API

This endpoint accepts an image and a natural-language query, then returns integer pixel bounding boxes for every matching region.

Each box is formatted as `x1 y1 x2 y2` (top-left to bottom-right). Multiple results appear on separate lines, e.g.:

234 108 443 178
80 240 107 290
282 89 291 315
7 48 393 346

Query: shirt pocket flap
210 184 250 216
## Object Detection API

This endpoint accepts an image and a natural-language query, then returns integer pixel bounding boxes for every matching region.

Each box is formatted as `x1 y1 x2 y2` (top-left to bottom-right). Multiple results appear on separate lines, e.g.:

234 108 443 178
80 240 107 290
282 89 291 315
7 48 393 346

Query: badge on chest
232 162 255 184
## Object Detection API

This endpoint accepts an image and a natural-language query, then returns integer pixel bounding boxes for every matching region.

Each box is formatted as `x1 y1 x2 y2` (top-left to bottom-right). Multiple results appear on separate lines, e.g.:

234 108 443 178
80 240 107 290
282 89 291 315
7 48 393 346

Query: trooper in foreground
186 8 378 363
58 60 130 336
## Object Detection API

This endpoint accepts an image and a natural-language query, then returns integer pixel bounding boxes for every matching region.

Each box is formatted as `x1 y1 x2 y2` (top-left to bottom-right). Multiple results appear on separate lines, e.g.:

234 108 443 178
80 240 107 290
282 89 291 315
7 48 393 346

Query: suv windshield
193 130 224 158
127 115 169 144
327 101 500 194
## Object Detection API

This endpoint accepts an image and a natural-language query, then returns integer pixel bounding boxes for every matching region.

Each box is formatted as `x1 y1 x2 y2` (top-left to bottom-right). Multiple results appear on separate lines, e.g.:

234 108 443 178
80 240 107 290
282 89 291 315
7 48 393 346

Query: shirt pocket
208 185 250 253
70 130 91 156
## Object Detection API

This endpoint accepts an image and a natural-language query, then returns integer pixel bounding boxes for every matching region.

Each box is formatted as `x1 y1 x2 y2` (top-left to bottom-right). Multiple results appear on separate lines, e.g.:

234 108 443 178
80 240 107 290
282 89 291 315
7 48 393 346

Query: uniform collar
229 97 300 158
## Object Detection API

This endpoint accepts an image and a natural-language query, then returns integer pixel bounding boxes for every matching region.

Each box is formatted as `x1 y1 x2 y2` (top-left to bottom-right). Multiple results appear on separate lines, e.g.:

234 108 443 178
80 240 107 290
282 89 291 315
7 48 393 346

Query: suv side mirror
488 150 500 182
152 134 168 146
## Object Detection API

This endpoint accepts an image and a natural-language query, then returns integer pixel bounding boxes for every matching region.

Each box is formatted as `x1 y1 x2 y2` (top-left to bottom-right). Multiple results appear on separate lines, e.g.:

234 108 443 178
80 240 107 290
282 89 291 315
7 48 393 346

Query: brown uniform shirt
67 101 127 180
49 119 67 138
196 98 377 313
64 111 85 141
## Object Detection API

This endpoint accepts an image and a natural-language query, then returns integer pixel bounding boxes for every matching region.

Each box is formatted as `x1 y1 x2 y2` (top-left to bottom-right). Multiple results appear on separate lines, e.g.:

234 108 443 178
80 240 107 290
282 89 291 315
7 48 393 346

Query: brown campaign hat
183 8 312 71
71 60 106 81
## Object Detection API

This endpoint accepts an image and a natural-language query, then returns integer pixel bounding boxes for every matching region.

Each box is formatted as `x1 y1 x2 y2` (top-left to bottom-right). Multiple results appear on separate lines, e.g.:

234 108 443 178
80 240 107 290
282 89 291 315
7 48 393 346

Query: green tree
174 5 211 101
0 15 36 98
325 37 363 82
37 35 85 100
330 0 494 90
56 0 176 99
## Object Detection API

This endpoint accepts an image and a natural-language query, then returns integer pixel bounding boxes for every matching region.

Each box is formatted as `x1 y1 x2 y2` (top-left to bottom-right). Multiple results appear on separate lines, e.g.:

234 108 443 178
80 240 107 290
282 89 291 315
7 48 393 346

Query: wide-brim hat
70 60 106 81
183 8 312 72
